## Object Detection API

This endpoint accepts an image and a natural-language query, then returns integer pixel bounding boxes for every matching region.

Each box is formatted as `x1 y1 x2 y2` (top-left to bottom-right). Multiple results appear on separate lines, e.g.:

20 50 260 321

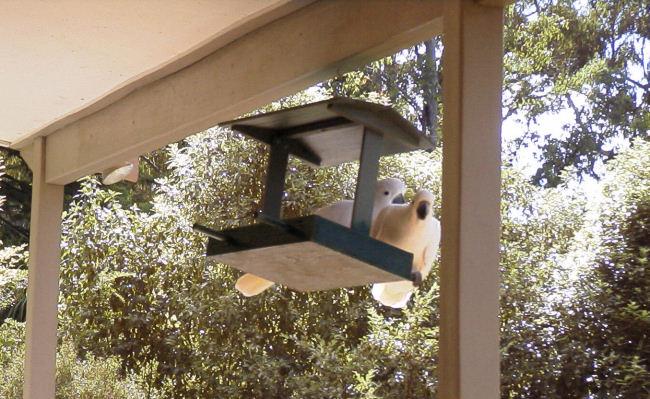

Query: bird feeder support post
260 139 290 220
351 128 383 235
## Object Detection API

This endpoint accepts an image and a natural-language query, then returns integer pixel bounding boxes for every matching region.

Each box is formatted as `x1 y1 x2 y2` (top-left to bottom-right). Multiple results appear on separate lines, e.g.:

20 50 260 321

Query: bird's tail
235 274 274 297
371 281 414 308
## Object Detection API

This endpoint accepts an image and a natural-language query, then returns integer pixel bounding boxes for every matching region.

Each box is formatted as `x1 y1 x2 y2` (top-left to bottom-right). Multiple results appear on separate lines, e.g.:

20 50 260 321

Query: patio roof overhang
2 1 512 398
0 0 304 146
2 0 447 185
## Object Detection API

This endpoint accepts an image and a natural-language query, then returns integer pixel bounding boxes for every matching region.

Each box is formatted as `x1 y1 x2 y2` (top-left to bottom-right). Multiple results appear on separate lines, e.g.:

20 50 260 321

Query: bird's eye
384 191 390 196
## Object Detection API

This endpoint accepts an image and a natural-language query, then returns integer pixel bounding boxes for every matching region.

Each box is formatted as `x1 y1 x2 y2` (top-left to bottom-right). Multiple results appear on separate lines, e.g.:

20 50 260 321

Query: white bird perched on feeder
235 178 407 296
315 177 406 227
371 189 441 308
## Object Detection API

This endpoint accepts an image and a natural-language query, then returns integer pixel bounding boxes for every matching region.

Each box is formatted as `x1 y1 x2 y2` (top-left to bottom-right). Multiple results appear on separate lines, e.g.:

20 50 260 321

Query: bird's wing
370 206 389 239
377 204 410 239
316 200 353 227
420 217 441 278
235 274 274 297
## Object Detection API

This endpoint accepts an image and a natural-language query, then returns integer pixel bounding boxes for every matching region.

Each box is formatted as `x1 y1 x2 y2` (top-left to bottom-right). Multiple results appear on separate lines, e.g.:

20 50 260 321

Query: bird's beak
416 201 430 220
392 193 406 204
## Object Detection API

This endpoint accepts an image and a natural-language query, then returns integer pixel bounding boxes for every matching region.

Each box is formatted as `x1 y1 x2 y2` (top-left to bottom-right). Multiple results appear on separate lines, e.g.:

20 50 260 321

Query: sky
503 106 606 197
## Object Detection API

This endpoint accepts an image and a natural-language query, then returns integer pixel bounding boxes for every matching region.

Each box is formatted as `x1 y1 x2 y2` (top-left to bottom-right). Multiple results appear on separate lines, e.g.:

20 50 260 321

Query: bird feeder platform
195 97 434 292
199 215 413 291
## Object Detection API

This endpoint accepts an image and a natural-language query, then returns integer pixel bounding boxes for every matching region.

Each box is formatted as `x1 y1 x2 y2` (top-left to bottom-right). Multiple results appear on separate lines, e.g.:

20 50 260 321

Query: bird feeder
194 98 434 292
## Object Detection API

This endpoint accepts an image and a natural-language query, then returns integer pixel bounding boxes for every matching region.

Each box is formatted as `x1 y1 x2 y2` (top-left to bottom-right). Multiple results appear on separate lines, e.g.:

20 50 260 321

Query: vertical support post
23 137 65 399
351 128 383 235
260 140 290 220
439 1 503 398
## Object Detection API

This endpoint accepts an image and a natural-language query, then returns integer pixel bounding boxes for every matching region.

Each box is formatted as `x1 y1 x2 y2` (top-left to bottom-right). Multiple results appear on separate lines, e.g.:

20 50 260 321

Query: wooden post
23 137 64 399
439 0 503 398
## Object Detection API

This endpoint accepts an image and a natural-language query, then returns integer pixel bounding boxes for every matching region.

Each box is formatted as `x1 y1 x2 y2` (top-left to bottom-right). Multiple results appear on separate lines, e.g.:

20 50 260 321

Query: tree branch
0 214 29 241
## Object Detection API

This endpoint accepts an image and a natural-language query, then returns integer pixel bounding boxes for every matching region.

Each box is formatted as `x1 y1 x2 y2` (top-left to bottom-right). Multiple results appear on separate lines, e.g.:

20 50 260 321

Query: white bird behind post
234 178 407 297
371 189 441 308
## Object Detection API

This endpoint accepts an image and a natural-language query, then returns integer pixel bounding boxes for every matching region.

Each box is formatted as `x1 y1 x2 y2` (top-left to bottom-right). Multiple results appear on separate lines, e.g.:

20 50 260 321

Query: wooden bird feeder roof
220 97 434 167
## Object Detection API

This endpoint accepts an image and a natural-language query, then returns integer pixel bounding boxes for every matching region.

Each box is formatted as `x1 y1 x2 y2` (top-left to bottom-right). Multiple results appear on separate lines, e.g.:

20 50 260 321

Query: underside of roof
0 0 306 146
3 0 445 184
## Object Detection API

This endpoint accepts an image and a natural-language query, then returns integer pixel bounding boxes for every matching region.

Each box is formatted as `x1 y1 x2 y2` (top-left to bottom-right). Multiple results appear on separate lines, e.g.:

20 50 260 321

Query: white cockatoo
235 178 407 296
101 158 139 185
313 177 406 227
370 189 441 308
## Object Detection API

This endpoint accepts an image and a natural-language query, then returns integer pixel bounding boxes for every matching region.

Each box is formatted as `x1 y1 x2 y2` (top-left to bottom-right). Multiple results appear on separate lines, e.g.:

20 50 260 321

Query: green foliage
0 321 151 399
500 168 588 397
0 148 32 246
0 156 29 325
2 126 647 398
324 0 648 187
505 0 649 186
0 156 4 213
501 140 650 398
50 118 647 397
55 125 445 398
552 139 650 397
